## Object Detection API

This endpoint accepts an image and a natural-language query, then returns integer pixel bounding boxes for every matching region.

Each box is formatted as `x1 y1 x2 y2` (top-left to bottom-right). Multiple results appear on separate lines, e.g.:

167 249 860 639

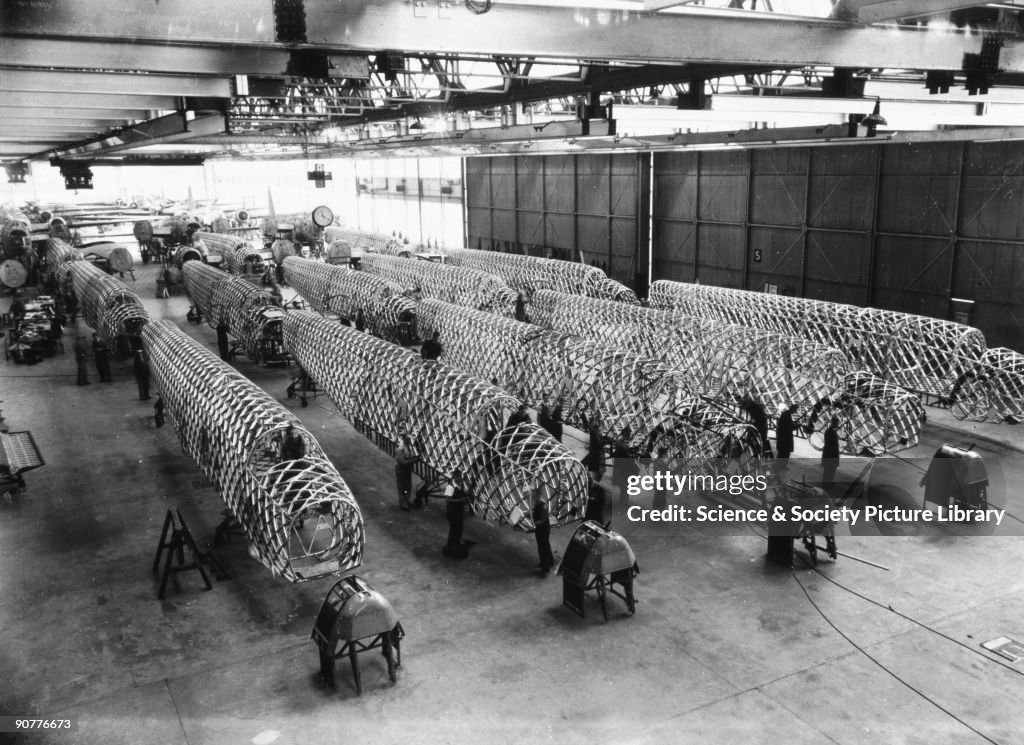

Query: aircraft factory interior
4 1 1024 743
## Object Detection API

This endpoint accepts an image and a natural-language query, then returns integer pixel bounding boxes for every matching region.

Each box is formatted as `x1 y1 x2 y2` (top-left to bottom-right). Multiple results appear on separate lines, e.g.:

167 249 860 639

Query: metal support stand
152 509 218 599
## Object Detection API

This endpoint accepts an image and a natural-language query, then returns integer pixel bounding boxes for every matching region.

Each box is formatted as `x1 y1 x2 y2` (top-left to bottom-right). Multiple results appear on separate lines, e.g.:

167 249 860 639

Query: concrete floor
2 261 1024 745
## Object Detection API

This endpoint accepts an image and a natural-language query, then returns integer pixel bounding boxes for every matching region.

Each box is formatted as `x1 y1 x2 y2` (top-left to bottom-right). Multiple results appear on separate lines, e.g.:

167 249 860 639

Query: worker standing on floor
821 417 841 487
92 333 112 383
394 435 418 511
74 338 89 386
133 350 151 400
775 403 797 468
216 321 230 361
443 469 469 558
533 486 555 578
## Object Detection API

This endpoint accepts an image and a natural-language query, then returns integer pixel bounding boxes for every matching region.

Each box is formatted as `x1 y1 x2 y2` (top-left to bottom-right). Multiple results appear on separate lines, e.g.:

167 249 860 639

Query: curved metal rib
182 262 285 364
142 321 364 581
415 298 760 468
69 261 149 351
282 256 416 343
441 245 639 303
360 253 518 316
195 231 270 275
282 310 588 530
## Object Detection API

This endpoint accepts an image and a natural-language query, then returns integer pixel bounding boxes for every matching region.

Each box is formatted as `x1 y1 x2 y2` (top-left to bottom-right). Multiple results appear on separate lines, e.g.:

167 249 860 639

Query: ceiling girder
0 0 275 45
1 0 1020 72
0 36 293 77
50 112 227 159
0 69 232 98
290 63 764 127
0 92 179 111
0 107 145 121
830 0 990 23
304 2 1018 72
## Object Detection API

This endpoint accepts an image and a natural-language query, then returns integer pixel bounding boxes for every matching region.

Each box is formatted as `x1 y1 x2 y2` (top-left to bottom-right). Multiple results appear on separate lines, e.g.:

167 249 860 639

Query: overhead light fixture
861 97 887 137
5 162 28 184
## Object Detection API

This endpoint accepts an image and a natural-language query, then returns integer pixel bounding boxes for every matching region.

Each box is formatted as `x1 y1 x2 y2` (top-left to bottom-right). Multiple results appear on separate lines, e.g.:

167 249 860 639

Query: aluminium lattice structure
648 280 985 400
326 226 404 255
947 346 1024 423
69 260 149 354
805 371 927 455
360 252 518 316
415 299 762 469
440 245 640 303
182 262 286 364
282 311 588 531
195 231 271 275
142 321 364 581
533 289 852 424
43 237 82 296
283 256 416 343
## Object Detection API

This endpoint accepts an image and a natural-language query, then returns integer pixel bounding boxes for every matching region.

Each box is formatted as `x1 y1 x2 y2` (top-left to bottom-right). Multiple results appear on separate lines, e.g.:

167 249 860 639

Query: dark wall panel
650 140 1024 350
808 146 877 231
491 208 515 241
652 219 695 282
804 231 870 306
750 149 807 228
577 214 610 257
872 236 949 317
517 156 543 211
545 213 574 251
466 205 491 248
877 143 960 235
953 240 1024 304
959 142 1024 241
653 152 698 220
544 155 574 213
465 160 490 204
696 223 744 285
698 150 746 222
490 159 515 207
747 226 803 292
576 157 610 215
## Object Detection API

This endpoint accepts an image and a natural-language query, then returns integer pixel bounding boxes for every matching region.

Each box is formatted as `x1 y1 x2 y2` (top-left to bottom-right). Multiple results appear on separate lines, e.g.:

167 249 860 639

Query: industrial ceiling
4 0 1024 170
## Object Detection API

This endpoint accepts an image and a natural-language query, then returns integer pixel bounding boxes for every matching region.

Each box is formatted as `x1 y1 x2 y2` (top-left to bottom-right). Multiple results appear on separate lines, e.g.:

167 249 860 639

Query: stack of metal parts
195 232 269 275
282 257 416 343
142 320 364 581
415 299 760 467
282 311 587 531
439 246 639 303
649 280 1022 423
182 262 284 363
69 260 149 350
43 237 82 296
361 253 517 316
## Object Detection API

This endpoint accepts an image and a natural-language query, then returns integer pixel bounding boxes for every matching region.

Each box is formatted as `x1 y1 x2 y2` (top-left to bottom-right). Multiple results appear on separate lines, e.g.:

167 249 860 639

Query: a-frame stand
152 509 222 599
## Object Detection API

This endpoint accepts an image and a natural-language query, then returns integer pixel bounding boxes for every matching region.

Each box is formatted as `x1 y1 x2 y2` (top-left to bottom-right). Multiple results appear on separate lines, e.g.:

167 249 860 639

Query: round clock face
312 205 334 227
